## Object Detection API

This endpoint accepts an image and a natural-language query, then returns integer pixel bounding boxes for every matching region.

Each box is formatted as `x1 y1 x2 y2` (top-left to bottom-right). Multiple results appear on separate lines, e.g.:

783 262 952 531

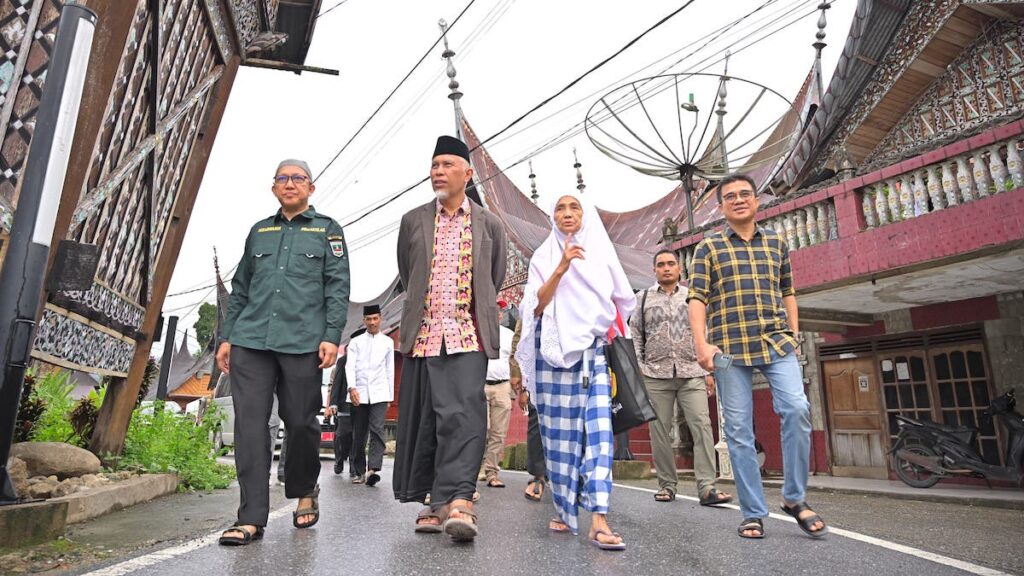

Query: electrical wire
472 0 696 153
317 0 353 19
313 0 478 183
314 0 519 211
338 0 817 229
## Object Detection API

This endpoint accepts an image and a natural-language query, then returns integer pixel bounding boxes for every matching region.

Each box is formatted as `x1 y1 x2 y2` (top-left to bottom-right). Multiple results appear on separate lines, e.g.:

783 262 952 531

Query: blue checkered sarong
533 325 614 534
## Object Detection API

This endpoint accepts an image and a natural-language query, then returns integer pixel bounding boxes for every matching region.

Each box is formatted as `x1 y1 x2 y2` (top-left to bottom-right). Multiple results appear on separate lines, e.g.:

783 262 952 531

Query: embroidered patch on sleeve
328 235 345 258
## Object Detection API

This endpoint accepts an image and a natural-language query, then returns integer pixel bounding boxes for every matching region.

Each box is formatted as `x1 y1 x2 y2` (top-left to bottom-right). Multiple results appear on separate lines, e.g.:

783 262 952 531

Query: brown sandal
443 505 478 542
414 506 446 534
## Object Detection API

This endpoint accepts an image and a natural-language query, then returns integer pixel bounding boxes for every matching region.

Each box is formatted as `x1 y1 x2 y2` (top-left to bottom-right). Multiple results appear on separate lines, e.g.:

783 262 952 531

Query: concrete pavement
65 461 1018 576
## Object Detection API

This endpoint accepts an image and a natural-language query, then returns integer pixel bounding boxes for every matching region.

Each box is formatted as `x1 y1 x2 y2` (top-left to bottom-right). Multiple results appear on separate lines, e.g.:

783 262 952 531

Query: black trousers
230 346 322 526
351 402 387 476
333 404 353 472
393 349 487 510
525 400 546 479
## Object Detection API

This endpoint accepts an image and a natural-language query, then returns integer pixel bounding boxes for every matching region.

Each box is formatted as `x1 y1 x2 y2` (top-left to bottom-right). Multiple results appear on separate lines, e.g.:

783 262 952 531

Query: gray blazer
396 198 507 358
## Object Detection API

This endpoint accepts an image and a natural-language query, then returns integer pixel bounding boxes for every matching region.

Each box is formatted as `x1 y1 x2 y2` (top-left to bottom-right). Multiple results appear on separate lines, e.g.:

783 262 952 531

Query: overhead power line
340 0 826 241
317 0 353 19
313 0 478 183
473 0 696 152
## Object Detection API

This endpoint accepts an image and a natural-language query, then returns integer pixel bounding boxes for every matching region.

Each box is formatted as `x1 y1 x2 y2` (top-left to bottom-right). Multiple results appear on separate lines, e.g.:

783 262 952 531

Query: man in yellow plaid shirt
687 173 828 541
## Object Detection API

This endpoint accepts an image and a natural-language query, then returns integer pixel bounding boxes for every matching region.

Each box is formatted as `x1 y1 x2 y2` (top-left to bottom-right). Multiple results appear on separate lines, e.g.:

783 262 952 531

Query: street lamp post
0 3 97 504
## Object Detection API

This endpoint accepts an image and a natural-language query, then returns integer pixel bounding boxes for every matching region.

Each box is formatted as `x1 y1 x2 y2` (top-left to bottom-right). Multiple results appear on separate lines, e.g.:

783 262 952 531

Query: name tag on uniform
328 235 345 258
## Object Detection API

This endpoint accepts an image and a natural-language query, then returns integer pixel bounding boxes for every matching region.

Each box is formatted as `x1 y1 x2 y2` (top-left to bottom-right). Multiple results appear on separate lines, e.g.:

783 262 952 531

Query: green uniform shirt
221 206 350 354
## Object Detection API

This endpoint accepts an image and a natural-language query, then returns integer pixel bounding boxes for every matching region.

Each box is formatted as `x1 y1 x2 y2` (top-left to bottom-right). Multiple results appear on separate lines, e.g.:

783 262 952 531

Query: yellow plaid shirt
686 226 798 365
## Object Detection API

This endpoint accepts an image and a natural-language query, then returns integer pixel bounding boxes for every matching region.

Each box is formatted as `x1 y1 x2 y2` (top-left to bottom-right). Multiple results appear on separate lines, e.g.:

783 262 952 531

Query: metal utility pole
0 4 97 504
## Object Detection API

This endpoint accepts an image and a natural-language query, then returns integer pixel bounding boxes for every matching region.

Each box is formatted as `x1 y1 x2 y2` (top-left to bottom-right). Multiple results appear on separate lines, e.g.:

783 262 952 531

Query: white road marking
79 504 293 576
613 481 1010 576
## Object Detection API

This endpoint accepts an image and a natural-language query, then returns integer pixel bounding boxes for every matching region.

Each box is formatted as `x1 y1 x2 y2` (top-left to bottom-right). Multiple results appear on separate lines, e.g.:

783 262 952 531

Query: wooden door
824 358 889 479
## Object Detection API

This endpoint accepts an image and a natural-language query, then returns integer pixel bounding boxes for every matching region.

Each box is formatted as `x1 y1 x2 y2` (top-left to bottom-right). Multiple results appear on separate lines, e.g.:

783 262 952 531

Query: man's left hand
705 375 716 397
318 341 338 369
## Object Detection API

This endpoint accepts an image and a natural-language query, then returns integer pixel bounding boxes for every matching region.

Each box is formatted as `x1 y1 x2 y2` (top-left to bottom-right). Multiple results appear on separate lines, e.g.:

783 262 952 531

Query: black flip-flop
365 471 381 487
218 523 264 546
524 480 544 501
780 502 829 538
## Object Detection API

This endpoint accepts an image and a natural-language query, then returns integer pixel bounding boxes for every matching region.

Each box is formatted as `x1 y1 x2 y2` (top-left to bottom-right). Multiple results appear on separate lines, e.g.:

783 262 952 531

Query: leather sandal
218 523 264 546
780 502 829 538
293 485 320 529
738 518 764 539
654 486 676 502
699 487 732 506
414 505 446 534
443 505 478 542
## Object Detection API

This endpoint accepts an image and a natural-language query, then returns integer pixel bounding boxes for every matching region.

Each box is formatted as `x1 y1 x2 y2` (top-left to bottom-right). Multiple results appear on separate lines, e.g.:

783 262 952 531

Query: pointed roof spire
713 52 731 173
573 148 586 194
174 330 193 367
528 159 540 204
812 2 829 103
439 18 464 136
213 247 229 323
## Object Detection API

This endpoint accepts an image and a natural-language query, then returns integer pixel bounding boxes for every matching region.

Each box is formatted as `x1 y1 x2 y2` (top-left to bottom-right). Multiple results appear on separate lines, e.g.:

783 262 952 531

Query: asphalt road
57 460 1020 576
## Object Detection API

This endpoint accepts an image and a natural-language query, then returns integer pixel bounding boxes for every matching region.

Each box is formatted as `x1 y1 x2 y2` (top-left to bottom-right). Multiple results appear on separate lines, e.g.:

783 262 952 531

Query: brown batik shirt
628 283 707 380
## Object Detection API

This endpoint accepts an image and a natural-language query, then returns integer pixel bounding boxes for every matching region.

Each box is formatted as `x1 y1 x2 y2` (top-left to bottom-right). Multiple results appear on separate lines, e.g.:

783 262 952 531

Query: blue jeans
715 349 811 520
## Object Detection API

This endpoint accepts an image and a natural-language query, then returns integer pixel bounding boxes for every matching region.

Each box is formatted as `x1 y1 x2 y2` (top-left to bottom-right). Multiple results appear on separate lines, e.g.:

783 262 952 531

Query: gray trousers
646 376 717 496
351 402 387 476
230 347 322 526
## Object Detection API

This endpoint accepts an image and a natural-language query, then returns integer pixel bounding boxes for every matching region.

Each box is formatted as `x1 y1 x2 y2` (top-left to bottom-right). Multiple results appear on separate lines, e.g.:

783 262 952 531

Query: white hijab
515 192 635 394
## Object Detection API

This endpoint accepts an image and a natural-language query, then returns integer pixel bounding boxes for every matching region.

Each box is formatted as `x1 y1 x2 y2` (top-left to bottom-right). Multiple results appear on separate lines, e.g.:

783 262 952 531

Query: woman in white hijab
515 191 635 550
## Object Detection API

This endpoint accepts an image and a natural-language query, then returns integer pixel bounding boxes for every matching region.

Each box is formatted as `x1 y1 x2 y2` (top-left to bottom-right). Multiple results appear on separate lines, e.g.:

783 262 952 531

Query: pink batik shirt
411 197 481 357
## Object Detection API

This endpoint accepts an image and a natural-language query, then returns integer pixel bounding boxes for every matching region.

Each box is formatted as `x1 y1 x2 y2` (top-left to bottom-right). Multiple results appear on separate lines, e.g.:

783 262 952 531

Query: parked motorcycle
890 389 1023 488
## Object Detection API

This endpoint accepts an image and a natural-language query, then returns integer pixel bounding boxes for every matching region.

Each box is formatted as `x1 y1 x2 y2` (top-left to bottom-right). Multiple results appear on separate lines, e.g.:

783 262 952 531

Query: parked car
318 409 335 451
210 374 332 455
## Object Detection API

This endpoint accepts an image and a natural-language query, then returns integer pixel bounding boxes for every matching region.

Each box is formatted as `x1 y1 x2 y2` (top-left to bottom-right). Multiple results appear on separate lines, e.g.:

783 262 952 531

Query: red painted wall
910 296 999 330
791 186 1024 292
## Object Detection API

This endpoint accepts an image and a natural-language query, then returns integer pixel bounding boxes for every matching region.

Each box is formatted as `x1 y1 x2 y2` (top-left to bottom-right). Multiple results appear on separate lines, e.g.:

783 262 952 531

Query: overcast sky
157 0 857 357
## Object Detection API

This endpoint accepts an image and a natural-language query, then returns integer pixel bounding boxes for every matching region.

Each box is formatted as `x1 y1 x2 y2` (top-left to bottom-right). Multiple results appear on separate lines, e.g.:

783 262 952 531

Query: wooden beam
801 321 848 335
799 307 876 326
42 0 139 323
70 66 223 227
964 4 1023 22
90 56 240 458
243 57 338 75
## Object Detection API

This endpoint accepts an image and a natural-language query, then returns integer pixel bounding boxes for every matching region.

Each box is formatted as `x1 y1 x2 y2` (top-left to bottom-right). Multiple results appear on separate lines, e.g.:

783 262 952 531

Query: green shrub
29 371 75 443
118 401 235 491
68 386 106 448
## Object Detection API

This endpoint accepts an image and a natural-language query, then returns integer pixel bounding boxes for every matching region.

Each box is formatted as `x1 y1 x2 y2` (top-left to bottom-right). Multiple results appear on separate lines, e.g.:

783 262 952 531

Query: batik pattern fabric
533 322 614 534
412 198 480 357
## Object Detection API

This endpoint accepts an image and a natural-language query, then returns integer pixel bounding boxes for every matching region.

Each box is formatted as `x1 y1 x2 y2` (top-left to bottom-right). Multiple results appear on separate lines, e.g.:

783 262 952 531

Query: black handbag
605 313 657 434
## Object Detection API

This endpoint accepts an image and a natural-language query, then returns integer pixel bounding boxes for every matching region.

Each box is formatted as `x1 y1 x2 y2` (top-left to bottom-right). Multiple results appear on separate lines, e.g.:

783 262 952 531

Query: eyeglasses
274 174 309 185
722 189 755 203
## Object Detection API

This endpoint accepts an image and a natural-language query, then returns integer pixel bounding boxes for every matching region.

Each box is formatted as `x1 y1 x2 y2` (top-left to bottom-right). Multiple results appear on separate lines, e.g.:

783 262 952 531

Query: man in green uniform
216 159 350 546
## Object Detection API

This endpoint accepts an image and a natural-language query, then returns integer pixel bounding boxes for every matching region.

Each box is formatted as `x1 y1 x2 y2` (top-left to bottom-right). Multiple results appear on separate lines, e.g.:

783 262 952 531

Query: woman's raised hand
558 233 585 273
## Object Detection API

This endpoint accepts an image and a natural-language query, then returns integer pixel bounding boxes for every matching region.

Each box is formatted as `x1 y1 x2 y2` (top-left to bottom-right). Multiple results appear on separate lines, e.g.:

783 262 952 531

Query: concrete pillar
985 292 1024 395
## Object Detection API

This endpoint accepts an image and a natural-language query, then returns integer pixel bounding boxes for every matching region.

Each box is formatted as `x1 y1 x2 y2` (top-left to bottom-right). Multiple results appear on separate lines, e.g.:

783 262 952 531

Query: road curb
710 477 1024 511
50 473 180 524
